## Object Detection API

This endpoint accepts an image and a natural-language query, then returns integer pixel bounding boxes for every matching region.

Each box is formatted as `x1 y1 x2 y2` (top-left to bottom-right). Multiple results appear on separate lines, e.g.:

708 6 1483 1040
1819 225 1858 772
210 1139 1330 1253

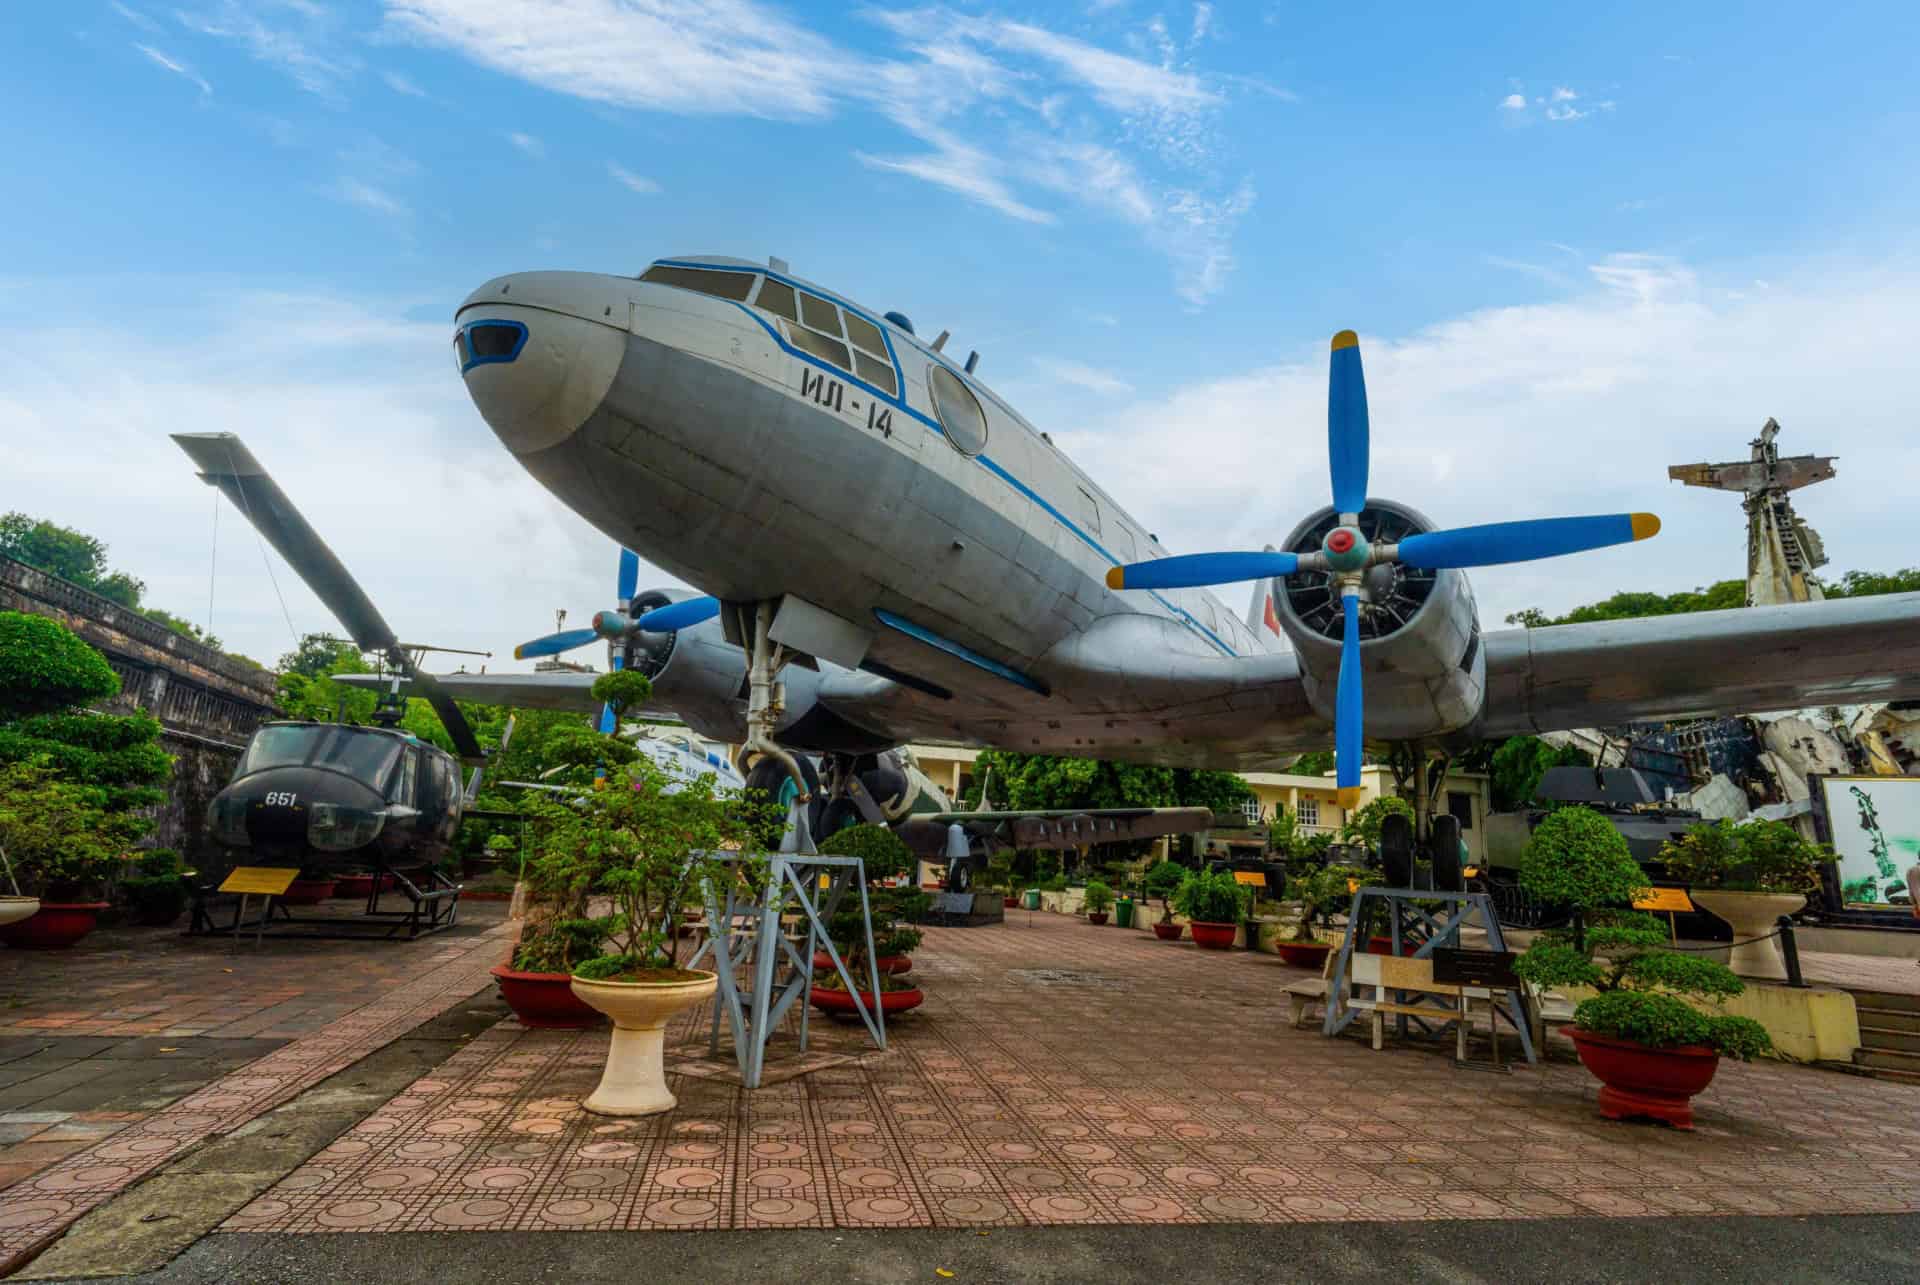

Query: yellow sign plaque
1633 887 1695 914
219 866 299 896
1233 871 1267 887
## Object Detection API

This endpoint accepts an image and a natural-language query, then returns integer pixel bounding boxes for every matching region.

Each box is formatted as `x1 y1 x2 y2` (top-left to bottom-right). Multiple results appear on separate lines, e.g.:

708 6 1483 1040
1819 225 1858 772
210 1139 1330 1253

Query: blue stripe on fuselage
643 262 1239 658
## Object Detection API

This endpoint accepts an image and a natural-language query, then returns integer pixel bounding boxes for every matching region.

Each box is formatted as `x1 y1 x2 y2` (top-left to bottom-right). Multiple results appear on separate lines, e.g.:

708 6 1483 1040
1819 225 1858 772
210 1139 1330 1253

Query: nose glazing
456 273 630 455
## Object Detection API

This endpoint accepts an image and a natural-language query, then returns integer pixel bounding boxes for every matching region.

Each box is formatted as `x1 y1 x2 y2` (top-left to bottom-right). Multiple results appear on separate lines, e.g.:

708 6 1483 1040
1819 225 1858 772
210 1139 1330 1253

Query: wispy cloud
134 43 211 98
1500 82 1616 123
111 2 161 32
506 131 545 158
1035 357 1133 395
381 0 1255 305
607 162 660 195
325 178 408 218
381 69 428 97
175 1 352 99
1500 93 1525 111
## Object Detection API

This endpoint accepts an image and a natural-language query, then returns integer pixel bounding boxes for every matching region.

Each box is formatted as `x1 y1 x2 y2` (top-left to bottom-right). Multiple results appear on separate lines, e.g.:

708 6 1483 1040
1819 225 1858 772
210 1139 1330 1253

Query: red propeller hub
1326 529 1356 554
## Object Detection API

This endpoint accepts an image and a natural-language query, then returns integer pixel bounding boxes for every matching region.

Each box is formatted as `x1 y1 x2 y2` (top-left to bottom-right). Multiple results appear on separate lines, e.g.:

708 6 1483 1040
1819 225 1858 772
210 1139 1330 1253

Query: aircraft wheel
743 754 823 839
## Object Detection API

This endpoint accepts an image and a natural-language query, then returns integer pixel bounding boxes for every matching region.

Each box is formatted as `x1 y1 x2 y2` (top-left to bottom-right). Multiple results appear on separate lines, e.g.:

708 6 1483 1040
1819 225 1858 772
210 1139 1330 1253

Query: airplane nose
455 273 630 454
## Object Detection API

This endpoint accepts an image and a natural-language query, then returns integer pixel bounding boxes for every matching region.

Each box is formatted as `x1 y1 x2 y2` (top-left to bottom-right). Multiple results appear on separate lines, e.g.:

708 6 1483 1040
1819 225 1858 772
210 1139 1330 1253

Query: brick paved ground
0 903 516 1264
230 911 1920 1235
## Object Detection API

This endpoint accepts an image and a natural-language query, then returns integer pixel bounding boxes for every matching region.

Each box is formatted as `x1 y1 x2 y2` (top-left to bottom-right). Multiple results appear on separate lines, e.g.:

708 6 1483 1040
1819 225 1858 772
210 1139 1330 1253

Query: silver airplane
350 256 1920 833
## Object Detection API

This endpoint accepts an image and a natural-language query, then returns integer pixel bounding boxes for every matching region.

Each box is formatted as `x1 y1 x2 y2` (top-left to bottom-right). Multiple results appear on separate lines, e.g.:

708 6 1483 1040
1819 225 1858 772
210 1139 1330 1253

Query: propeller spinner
1106 329 1661 804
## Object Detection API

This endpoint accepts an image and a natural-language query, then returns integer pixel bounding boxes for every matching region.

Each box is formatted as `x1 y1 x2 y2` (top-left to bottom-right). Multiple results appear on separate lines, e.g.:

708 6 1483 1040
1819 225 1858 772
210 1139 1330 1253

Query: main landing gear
1377 739 1467 894
734 601 817 854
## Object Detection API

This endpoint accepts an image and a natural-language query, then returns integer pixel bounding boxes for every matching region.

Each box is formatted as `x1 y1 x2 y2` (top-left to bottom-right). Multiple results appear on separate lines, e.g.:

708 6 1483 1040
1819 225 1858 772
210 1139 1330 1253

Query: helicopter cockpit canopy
235 723 407 794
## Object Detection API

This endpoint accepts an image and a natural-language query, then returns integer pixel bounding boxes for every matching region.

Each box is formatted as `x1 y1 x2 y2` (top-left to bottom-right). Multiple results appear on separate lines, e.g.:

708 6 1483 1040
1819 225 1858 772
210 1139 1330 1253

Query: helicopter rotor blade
171 432 486 761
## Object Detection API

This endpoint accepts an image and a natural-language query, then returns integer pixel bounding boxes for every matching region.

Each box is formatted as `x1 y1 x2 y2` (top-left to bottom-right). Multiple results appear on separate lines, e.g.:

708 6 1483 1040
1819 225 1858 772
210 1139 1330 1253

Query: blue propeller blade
1328 331 1369 516
1335 592 1363 793
1105 550 1298 591
616 547 639 605
632 595 721 632
1397 513 1661 571
513 627 599 661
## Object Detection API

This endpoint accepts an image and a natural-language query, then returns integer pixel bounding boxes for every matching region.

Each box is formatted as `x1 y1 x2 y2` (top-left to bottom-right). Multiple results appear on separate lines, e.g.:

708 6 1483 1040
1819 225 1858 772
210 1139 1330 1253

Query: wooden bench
1347 953 1471 1055
1283 948 1339 1028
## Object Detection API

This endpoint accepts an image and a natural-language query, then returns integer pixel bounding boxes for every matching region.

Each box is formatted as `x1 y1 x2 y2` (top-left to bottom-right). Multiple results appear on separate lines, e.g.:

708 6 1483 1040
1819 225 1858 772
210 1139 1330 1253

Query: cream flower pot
1691 890 1806 982
0 897 41 928
570 970 718 1116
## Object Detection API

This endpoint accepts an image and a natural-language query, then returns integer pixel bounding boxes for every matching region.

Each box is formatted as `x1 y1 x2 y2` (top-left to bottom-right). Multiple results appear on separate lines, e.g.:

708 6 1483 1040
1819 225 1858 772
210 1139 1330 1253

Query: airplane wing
1477 591 1920 735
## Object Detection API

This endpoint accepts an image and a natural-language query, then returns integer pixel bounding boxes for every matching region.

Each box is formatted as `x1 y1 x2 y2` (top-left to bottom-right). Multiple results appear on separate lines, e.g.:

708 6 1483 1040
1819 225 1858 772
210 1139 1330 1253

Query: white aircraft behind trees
179 255 1920 867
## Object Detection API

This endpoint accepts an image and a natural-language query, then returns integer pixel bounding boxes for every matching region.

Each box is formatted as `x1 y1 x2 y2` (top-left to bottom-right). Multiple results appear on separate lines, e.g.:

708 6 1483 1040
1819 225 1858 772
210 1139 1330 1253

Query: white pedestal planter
1691 891 1806 982
570 971 718 1116
0 897 41 927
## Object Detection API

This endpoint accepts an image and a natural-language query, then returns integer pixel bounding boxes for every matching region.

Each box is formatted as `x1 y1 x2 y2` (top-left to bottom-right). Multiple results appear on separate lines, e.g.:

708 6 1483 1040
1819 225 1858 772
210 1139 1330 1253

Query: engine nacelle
1274 500 1486 741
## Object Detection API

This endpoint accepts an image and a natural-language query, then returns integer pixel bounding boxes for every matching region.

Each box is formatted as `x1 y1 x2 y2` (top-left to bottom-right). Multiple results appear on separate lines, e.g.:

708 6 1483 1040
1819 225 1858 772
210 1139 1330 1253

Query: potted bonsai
987 850 1020 909
281 864 336 905
1512 805 1772 1130
493 911 610 1030
1272 864 1351 968
556 747 763 1116
1173 867 1250 950
0 761 136 948
1659 818 1823 981
1143 858 1187 939
120 848 193 927
811 823 926 1013
1082 879 1115 926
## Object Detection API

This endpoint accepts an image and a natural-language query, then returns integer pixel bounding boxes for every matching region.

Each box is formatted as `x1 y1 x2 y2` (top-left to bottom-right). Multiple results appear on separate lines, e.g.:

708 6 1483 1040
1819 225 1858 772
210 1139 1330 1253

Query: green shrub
511 916 610 974
817 823 913 882
1173 868 1249 924
1339 796 1413 849
1519 805 1649 911
0 612 119 720
1571 991 1773 1060
1659 818 1824 895
0 760 141 899
1082 880 1114 914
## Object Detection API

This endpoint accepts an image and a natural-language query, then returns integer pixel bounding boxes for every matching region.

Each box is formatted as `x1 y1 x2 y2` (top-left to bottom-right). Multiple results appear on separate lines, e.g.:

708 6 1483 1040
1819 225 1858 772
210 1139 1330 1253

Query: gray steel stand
685 852 886 1089
1321 887 1536 1066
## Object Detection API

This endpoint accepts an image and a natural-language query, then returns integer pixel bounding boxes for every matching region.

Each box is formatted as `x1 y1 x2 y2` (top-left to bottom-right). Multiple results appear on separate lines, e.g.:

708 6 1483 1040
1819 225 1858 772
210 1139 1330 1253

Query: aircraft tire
743 754 825 839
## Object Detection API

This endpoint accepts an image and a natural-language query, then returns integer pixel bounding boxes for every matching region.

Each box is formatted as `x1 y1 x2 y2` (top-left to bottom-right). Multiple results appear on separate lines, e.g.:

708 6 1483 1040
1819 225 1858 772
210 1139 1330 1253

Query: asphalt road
38 1214 1920 1283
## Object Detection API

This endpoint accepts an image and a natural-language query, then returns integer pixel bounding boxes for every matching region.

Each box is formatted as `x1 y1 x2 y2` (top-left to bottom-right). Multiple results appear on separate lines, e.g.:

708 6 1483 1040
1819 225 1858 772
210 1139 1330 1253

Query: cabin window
389 749 418 807
928 364 988 456
786 323 852 372
753 277 798 323
639 264 756 301
799 291 841 334
844 312 899 395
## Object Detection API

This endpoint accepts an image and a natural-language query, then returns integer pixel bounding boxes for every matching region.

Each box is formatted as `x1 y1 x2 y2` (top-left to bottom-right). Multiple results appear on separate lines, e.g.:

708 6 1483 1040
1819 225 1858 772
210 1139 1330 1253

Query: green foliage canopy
1517 805 1650 912
1338 796 1413 849
1172 867 1250 924
1659 818 1825 895
965 749 1250 816
1487 736 1592 812
0 611 119 720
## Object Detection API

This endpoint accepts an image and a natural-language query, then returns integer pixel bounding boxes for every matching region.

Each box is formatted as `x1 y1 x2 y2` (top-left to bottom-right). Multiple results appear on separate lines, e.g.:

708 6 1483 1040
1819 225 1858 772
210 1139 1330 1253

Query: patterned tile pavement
231 912 1920 1234
0 909 518 1263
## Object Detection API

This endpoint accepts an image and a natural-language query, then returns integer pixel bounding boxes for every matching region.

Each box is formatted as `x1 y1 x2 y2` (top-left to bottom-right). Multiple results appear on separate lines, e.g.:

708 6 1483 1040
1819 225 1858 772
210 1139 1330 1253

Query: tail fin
1244 545 1283 640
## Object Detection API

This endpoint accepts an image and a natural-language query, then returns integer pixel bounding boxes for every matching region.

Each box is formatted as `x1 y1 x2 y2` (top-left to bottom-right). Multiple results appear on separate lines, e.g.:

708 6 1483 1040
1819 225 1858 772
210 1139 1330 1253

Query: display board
1815 774 1920 905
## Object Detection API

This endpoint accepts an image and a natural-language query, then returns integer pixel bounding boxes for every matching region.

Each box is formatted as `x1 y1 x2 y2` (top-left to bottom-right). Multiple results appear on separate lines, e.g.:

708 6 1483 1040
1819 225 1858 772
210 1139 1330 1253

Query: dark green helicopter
176 434 502 875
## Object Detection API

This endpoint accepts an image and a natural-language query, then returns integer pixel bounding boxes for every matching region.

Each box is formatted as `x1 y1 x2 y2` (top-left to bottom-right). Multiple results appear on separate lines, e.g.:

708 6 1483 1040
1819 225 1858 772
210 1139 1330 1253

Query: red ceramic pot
1367 936 1419 957
1275 941 1333 969
331 874 376 899
1189 921 1237 950
1004 896 1019 909
280 879 335 906
490 964 606 1029
813 951 912 975
1086 911 1109 926
809 985 924 1016
0 902 109 950
1153 921 1184 941
1568 1028 1721 1130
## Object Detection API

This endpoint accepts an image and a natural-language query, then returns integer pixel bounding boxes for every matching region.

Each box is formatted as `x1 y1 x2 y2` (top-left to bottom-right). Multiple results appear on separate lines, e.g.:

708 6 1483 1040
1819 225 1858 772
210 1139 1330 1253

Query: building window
1447 790 1474 830
1298 797 1320 827
1242 798 1262 824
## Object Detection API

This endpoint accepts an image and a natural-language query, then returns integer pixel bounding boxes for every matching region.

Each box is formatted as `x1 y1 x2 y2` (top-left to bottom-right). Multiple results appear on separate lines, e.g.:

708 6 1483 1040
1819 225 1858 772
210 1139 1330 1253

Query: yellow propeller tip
512 646 528 660
1630 512 1661 540
1104 567 1127 590
1331 329 1359 351
1335 786 1365 810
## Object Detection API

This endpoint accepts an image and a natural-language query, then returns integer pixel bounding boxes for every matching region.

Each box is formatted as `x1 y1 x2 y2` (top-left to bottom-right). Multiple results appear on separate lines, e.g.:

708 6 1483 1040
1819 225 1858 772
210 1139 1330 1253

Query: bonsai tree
120 847 193 925
984 849 1015 895
1172 867 1250 926
1338 795 1414 850
1658 818 1824 895
815 823 922 986
1142 858 1187 924
531 750 767 982
1082 879 1114 917
0 761 141 900
1511 805 1772 1062
1282 864 1360 944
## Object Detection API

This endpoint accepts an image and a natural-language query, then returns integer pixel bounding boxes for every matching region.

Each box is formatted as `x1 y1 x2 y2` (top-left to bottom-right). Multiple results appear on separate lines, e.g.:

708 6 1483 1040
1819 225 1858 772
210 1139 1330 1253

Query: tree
1823 568 1920 598
0 612 118 720
1506 580 1746 627
1488 735 1592 811
0 514 144 606
1339 796 1413 849
964 749 1251 815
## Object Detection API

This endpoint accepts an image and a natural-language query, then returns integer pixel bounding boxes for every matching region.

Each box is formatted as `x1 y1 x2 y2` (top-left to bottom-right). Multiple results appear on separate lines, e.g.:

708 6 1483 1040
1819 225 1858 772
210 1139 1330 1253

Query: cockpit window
928 364 988 456
753 277 798 323
237 725 401 784
798 292 840 333
639 264 756 302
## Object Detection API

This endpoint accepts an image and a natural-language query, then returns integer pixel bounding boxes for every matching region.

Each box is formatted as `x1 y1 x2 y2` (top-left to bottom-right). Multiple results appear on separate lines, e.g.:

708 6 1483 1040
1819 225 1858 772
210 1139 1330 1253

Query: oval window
928 364 988 456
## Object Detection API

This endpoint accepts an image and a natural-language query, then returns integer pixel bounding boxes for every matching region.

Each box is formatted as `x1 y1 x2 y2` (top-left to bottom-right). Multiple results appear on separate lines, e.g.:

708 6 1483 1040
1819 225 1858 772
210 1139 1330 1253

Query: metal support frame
1322 887 1536 1065
187 858 462 942
685 851 885 1089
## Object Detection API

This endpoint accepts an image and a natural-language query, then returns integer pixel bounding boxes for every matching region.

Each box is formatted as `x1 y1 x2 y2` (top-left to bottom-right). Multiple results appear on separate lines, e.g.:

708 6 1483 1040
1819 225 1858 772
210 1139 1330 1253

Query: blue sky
4 1 1916 670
